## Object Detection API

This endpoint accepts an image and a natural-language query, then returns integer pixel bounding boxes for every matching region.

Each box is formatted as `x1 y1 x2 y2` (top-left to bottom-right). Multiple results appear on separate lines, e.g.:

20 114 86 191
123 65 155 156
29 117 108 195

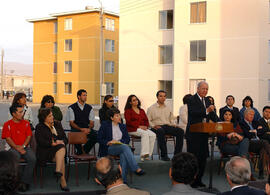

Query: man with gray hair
186 81 219 188
219 156 265 195
239 108 270 179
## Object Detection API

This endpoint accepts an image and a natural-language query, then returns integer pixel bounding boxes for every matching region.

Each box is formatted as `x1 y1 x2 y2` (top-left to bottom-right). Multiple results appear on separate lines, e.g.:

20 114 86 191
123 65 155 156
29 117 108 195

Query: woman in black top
35 108 69 191
99 95 116 123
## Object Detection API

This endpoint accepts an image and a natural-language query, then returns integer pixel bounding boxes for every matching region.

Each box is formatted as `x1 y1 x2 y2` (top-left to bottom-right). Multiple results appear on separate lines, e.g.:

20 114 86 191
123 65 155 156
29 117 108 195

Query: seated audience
9 92 34 129
217 109 249 158
95 157 150 195
98 108 145 184
1 104 36 192
147 90 184 161
219 156 265 195
99 95 117 123
239 108 270 179
124 95 156 161
0 151 19 195
163 152 211 195
40 95 63 121
35 108 69 191
219 95 240 126
240 96 261 123
178 94 192 132
258 106 270 143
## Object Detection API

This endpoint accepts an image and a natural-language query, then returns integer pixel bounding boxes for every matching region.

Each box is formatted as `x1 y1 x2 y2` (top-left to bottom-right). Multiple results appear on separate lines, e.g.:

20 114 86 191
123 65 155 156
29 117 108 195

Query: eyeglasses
47 100 53 103
108 100 114 102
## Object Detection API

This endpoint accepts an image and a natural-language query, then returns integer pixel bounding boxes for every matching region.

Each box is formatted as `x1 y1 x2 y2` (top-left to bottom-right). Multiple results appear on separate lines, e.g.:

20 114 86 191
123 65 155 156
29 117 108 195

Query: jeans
9 147 36 185
71 129 97 154
220 138 249 157
108 144 140 183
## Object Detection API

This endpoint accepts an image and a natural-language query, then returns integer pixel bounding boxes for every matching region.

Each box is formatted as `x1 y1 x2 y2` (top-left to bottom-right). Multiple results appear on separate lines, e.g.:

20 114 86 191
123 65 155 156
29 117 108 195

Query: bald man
95 157 150 195
186 81 219 188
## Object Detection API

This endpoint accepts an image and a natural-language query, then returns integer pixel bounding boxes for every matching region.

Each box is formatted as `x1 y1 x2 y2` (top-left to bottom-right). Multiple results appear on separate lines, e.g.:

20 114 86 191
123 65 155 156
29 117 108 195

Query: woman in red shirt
124 95 156 161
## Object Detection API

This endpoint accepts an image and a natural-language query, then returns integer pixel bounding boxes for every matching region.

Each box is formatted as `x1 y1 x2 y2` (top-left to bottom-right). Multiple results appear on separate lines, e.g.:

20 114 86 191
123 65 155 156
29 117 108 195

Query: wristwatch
22 144 26 149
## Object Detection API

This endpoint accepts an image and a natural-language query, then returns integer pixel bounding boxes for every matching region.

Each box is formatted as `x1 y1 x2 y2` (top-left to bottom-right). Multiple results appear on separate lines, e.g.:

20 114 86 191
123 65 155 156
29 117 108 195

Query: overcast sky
0 0 119 66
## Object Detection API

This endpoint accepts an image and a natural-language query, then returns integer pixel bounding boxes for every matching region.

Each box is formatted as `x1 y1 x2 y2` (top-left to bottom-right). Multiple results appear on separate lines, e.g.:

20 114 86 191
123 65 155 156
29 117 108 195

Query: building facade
29 8 119 104
119 0 270 115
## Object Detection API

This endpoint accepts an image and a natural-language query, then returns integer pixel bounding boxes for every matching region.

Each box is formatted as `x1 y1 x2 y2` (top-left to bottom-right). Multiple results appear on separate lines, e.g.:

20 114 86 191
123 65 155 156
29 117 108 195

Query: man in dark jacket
258 106 270 143
219 156 265 195
219 95 240 126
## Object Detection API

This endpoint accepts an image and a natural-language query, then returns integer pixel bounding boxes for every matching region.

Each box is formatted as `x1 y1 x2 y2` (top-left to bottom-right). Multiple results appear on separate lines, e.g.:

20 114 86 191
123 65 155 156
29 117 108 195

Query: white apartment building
119 0 270 115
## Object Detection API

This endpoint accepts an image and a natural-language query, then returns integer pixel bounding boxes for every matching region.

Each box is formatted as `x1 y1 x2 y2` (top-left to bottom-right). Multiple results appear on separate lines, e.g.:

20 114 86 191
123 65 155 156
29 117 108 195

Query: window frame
159 45 173 65
53 82 57 94
64 82 72 94
105 39 115 52
105 18 115 31
158 80 173 99
53 62 57 74
189 40 206 62
105 82 115 95
64 39 72 52
105 61 115 73
64 18 72 31
190 1 207 24
159 10 174 30
64 60 72 73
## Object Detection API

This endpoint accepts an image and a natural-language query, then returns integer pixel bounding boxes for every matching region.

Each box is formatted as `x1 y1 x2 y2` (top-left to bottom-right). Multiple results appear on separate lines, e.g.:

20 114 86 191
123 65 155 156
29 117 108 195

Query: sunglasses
108 100 114 102
47 100 53 103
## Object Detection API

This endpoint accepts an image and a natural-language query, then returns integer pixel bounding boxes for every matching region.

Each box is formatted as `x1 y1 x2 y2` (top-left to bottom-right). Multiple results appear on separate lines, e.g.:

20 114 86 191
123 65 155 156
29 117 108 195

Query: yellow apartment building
28 8 119 104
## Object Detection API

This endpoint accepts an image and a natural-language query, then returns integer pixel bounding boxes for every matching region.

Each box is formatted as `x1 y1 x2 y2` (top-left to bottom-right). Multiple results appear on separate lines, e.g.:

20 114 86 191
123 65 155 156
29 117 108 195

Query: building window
105 39 115 52
105 82 114 95
53 82 57 94
190 1 206 23
54 42 57 54
105 61 114 73
190 40 206 61
65 39 72 52
159 45 173 64
64 61 72 73
53 62 57 73
105 18 115 31
64 18 72 30
54 22 58 34
159 10 173 29
189 79 205 94
158 80 172 99
64 82 72 94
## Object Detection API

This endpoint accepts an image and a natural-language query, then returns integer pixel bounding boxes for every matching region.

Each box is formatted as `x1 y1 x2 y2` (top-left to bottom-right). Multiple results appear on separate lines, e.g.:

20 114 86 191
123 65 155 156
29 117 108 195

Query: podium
190 122 233 193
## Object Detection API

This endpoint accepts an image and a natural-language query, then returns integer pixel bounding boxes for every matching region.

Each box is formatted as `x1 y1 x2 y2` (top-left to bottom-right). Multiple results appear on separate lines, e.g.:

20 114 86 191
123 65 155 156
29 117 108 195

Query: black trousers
71 129 98 155
151 125 184 157
187 132 209 184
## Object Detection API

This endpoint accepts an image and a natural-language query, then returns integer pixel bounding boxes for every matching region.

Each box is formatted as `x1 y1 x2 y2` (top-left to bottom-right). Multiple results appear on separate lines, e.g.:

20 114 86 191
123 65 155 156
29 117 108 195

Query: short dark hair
77 89 87 97
96 157 121 187
9 104 23 116
226 95 235 101
263 106 270 112
171 152 198 184
124 94 141 110
40 95 55 108
156 90 166 98
0 151 19 193
38 108 52 123
12 92 26 105
182 94 192 105
106 107 120 121
242 96 253 108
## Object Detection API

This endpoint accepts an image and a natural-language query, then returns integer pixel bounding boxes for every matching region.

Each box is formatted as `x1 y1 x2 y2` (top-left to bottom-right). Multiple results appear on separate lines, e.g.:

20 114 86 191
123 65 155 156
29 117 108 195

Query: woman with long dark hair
240 96 261 122
40 95 63 121
99 95 116 123
124 95 156 161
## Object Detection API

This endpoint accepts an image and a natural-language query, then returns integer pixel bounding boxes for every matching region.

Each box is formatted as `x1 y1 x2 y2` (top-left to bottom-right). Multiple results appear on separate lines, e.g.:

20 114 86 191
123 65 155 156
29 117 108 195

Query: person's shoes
161 156 170 161
54 171 63 182
191 181 206 188
18 183 29 192
60 184 70 192
135 169 145 176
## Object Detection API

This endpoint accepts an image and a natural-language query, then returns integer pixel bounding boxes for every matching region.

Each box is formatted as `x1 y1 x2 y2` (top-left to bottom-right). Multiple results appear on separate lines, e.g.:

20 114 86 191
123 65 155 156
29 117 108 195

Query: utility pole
98 0 104 106
1 49 4 99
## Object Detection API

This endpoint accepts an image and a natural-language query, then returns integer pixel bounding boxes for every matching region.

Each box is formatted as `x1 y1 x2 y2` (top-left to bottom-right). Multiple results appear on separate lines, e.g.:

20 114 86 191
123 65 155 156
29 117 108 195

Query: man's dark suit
219 185 265 195
258 117 270 143
186 94 218 185
219 106 240 125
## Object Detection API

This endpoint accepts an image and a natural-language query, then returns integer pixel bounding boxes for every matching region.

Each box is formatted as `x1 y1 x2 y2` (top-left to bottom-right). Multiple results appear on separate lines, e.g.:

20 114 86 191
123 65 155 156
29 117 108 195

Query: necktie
201 97 205 108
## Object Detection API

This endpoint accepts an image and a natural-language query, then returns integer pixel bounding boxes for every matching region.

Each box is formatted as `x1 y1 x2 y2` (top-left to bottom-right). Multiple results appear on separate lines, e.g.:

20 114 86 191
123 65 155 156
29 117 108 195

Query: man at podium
186 81 219 188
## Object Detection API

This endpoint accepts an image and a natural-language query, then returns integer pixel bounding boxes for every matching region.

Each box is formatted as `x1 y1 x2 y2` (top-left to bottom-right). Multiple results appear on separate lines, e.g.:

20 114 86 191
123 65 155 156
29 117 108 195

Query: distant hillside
3 61 32 76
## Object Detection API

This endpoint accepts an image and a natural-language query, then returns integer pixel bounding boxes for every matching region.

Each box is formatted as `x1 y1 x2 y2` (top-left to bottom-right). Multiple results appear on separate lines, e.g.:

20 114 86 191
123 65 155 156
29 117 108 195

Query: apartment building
28 8 119 104
119 0 270 115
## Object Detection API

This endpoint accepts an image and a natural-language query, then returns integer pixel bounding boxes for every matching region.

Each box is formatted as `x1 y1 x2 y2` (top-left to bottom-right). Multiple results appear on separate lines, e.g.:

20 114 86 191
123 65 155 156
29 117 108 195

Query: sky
0 0 119 68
